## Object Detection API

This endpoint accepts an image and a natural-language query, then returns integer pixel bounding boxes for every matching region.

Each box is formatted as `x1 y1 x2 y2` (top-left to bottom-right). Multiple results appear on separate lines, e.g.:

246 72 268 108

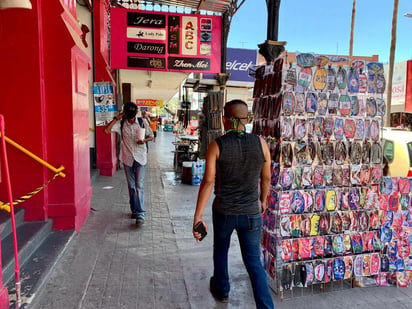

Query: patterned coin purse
327 65 337 91
347 67 360 93
282 91 295 116
333 258 345 281
305 92 318 114
336 66 347 90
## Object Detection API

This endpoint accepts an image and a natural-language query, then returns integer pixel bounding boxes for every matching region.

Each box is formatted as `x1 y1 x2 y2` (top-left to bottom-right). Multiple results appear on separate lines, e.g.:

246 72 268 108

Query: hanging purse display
295 92 306 115
336 66 347 90
326 65 337 91
347 67 360 94
282 91 295 116
258 55 393 297
305 92 318 114
313 66 327 91
317 92 328 115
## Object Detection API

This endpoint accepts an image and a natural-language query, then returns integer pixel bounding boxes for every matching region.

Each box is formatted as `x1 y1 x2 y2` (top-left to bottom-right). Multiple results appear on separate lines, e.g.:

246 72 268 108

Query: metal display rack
250 54 412 300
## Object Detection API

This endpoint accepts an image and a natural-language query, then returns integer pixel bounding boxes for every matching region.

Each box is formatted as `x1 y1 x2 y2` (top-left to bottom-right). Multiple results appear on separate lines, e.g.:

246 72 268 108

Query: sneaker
209 278 228 303
136 218 145 226
131 213 137 219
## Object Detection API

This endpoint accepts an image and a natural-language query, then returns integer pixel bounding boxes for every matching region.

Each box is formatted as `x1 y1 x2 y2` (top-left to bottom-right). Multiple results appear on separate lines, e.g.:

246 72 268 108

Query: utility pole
386 0 399 127
349 0 356 60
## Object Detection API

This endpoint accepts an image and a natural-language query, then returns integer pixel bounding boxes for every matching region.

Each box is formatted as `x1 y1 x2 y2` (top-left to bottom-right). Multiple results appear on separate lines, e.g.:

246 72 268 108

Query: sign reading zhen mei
110 8 222 73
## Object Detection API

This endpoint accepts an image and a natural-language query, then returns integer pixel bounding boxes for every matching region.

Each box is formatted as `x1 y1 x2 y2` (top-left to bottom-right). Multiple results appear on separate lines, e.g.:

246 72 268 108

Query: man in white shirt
104 102 153 225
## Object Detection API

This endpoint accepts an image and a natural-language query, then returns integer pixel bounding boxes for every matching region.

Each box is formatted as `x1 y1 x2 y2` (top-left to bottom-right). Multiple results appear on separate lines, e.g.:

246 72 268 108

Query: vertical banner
168 15 180 54
181 16 197 56
93 82 116 126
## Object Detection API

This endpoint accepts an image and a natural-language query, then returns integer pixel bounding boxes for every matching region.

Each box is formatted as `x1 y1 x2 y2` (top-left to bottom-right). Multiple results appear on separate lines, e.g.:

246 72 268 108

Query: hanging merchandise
347 67 360 93
254 53 412 299
326 65 337 91
313 66 327 91
336 66 347 90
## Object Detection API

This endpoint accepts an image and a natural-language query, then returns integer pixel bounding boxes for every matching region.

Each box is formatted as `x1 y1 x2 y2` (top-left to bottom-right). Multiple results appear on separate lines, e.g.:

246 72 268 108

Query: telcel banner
110 8 222 73
203 48 257 84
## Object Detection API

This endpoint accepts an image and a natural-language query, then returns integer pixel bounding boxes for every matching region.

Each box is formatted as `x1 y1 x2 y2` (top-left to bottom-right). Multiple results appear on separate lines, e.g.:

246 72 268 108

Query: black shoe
136 218 145 226
131 213 137 219
209 278 228 303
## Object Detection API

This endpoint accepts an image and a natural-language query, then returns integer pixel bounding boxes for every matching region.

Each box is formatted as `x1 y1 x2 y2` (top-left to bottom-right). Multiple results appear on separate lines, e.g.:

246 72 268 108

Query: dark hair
124 102 138 119
224 99 248 117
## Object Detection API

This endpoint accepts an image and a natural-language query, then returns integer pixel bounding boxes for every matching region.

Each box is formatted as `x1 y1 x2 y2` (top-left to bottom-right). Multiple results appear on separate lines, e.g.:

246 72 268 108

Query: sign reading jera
110 8 222 73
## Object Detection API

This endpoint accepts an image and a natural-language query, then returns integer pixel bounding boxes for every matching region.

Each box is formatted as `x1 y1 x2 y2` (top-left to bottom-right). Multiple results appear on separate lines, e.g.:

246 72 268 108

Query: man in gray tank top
193 100 274 309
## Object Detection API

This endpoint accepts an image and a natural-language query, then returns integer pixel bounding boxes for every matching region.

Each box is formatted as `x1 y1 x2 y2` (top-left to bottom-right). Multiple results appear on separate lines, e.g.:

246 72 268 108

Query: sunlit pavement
32 130 412 309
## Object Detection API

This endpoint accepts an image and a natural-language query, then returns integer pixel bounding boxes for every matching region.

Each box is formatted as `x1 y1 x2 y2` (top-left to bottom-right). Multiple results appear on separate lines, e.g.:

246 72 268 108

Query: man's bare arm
193 140 219 241
259 137 271 213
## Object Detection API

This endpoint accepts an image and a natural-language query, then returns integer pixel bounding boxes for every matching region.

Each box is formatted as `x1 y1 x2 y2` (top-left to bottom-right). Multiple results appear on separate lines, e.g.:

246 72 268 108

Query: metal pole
0 116 21 306
349 0 356 60
386 0 399 127
266 0 281 41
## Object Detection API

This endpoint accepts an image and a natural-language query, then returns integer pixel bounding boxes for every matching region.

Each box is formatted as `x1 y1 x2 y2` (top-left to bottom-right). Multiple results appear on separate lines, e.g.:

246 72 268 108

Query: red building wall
94 0 118 176
0 1 91 231
405 60 412 112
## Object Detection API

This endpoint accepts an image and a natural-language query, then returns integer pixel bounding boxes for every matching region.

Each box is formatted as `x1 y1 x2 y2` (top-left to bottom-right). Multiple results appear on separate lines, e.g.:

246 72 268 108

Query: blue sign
204 48 257 82
226 48 256 82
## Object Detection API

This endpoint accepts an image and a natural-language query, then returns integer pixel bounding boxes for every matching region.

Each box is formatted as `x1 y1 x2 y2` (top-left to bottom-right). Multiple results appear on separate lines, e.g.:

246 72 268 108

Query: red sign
110 8 222 73
136 99 163 107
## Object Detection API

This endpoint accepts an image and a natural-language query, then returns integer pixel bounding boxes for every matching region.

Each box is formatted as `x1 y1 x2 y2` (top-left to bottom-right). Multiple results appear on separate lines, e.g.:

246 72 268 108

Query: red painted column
0 3 48 222
405 60 412 112
94 0 118 177
40 2 92 230
0 0 92 231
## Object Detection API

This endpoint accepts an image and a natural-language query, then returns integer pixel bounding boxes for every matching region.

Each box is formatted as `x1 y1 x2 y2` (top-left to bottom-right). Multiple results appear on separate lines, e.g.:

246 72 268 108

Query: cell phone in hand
194 221 207 241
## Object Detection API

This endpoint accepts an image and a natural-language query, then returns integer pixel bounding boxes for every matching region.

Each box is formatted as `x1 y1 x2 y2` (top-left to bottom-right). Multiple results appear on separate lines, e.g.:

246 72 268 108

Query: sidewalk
32 130 412 309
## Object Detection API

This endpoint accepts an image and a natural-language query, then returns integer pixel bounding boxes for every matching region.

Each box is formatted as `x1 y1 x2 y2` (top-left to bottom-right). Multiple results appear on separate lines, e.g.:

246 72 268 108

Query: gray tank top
213 131 266 215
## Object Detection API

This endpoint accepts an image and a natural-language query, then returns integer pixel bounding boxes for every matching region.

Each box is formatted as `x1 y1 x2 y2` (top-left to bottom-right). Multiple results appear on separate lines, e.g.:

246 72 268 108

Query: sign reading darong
110 8 222 73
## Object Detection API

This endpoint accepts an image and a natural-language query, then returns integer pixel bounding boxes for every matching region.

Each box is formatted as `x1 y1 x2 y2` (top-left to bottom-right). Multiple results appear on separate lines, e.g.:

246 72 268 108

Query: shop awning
114 0 234 14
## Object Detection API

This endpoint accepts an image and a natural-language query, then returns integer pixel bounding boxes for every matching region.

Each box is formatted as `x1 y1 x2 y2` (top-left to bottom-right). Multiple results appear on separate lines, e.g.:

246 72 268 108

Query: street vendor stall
172 134 199 171
249 52 410 300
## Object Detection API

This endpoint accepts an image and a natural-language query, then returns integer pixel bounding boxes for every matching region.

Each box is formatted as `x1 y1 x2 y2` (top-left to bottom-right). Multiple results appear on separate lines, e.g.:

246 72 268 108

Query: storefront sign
93 82 116 126
110 8 221 73
136 99 164 107
168 57 210 71
127 56 166 69
127 42 165 54
385 61 407 109
225 48 257 82
126 27 166 40
168 15 180 54
203 48 257 83
127 12 166 28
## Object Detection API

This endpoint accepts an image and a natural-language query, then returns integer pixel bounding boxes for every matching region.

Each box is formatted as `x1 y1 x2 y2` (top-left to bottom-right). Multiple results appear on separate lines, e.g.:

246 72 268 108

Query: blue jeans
124 160 146 219
212 211 274 309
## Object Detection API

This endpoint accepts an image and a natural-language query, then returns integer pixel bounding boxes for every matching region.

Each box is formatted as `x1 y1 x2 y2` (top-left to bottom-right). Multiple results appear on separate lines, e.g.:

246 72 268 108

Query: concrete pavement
32 130 412 309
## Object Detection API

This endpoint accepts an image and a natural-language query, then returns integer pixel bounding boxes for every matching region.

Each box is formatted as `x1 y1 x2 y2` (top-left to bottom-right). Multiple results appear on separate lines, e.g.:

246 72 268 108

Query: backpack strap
120 116 126 140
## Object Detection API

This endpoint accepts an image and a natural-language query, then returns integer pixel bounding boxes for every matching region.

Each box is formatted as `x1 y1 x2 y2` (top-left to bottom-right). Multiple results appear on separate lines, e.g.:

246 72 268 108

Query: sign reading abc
110 8 222 73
